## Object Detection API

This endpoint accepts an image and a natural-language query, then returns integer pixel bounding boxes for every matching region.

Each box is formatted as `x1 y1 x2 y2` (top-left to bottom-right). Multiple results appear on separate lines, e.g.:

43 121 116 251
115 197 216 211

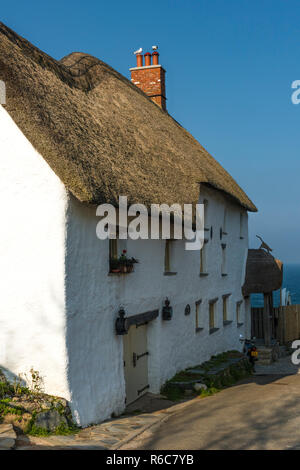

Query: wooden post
270 292 275 338
279 306 285 344
263 292 272 347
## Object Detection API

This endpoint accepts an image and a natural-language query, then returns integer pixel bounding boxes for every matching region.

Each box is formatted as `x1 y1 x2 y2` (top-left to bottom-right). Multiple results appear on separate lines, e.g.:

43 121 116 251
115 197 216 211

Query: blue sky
2 0 300 263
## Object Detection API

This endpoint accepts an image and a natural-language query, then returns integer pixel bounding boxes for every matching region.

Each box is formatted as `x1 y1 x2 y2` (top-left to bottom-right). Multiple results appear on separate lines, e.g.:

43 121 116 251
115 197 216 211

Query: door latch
133 351 149 367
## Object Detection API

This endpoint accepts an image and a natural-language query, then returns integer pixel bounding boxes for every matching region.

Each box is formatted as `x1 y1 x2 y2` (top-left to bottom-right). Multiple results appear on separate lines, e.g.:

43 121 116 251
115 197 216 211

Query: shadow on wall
64 195 125 427
0 366 27 386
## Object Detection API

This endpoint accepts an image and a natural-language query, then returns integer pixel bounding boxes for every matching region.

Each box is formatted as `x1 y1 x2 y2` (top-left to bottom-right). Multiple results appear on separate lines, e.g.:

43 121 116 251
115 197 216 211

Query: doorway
123 324 149 405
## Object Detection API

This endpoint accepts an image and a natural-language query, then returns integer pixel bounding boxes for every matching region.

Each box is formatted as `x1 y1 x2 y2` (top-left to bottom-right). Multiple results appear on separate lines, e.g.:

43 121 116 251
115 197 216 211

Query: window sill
237 322 244 327
199 272 209 277
223 320 233 326
195 327 204 333
108 271 134 276
164 272 177 276
209 328 219 335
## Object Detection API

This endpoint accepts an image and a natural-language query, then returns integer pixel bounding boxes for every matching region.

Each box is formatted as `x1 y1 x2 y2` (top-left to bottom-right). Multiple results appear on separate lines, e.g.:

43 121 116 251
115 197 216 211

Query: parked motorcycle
239 335 258 370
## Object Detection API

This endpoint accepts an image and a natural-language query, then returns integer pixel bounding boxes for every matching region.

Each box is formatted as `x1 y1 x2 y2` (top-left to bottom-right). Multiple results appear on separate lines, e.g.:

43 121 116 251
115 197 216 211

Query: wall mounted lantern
115 307 128 335
185 304 191 316
162 298 173 321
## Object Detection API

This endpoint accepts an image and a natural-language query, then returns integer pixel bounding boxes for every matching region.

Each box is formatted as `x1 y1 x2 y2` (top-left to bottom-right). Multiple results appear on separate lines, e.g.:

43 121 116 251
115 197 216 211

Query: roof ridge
0 22 257 211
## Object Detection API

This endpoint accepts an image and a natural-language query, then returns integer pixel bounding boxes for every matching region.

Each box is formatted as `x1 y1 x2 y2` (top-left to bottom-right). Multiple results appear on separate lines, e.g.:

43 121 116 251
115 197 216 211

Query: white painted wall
0 106 70 399
65 185 250 426
0 105 250 427
64 197 126 426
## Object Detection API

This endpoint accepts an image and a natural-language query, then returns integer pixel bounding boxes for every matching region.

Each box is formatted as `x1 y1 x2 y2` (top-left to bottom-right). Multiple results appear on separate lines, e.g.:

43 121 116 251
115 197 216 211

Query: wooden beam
263 293 272 347
126 309 159 329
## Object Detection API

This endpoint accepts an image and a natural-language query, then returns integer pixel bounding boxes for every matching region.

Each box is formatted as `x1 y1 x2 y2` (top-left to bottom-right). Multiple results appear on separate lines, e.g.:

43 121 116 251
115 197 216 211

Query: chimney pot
152 51 159 65
144 52 151 66
136 54 143 67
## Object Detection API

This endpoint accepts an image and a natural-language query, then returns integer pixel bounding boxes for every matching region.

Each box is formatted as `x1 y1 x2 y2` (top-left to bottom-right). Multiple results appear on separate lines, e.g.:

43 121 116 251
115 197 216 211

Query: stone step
0 424 16 450
257 359 273 365
257 353 273 359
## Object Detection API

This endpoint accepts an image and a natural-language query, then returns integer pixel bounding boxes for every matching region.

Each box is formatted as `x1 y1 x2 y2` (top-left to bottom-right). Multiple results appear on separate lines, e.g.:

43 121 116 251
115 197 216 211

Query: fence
251 305 300 344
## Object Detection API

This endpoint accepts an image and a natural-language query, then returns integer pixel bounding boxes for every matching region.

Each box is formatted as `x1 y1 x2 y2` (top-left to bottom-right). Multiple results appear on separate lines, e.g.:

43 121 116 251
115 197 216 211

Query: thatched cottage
0 23 257 426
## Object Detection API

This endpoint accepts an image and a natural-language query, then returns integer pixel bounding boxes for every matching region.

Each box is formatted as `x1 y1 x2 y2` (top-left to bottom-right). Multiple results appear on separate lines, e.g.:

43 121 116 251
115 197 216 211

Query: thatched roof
242 249 283 295
0 22 257 211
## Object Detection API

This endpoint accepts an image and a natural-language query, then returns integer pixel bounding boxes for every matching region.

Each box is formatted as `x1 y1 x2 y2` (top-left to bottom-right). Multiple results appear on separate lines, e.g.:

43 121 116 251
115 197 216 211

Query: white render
0 105 251 427
0 105 70 399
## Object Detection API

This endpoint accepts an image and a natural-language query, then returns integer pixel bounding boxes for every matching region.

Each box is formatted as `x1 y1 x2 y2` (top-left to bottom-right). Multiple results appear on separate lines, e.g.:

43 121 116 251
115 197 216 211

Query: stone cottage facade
0 23 257 427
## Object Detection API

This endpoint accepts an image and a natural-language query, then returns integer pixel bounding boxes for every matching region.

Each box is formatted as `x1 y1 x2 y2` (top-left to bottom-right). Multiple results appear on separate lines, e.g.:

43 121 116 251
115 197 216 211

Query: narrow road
122 371 300 450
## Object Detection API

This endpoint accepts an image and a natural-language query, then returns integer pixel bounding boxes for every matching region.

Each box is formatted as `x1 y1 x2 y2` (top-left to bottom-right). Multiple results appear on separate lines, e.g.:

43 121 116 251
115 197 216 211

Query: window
164 240 171 272
236 301 243 326
203 199 209 229
223 208 227 234
209 298 218 333
200 245 205 274
109 233 128 273
223 296 228 322
239 213 244 239
222 294 232 324
164 240 176 274
221 243 227 276
195 300 203 332
200 240 208 276
209 302 215 329
109 239 118 262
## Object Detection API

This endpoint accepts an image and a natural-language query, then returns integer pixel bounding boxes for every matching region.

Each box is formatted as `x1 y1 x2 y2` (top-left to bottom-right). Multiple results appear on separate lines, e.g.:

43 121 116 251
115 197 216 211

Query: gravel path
254 355 300 376
121 372 300 450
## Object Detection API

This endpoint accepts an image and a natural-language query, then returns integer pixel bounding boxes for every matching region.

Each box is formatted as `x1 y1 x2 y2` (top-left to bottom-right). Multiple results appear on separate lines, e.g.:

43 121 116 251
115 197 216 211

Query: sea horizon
251 263 300 307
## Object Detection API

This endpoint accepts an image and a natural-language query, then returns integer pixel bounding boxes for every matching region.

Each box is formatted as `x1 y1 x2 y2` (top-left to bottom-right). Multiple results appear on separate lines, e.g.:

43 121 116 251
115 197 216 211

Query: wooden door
123 324 149 405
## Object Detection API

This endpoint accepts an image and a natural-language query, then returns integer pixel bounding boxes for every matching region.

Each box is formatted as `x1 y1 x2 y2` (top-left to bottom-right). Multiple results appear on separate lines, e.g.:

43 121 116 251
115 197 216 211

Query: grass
25 410 79 436
0 398 25 417
27 422 79 437
198 387 220 398
169 371 204 383
188 350 243 373
0 376 78 437
160 384 186 401
161 350 252 401
161 383 222 401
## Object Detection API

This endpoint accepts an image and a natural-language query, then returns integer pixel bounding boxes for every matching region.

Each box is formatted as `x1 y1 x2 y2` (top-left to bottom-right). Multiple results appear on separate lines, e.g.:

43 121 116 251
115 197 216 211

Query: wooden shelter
242 249 283 346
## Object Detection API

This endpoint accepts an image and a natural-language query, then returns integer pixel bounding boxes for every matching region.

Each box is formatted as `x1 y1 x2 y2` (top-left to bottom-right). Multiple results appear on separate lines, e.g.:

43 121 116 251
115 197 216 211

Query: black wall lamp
162 298 173 321
115 307 128 335
185 304 191 316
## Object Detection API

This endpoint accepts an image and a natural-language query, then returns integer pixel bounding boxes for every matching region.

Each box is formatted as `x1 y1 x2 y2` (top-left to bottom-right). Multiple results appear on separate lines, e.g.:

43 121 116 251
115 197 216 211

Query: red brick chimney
130 49 166 111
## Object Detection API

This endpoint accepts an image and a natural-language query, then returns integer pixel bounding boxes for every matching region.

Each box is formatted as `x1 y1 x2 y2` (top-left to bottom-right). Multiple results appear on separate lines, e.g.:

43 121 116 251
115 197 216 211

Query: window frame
223 208 228 234
239 213 244 239
221 243 227 276
199 239 209 276
209 298 219 334
222 293 232 325
164 239 177 275
236 300 243 326
195 299 203 332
